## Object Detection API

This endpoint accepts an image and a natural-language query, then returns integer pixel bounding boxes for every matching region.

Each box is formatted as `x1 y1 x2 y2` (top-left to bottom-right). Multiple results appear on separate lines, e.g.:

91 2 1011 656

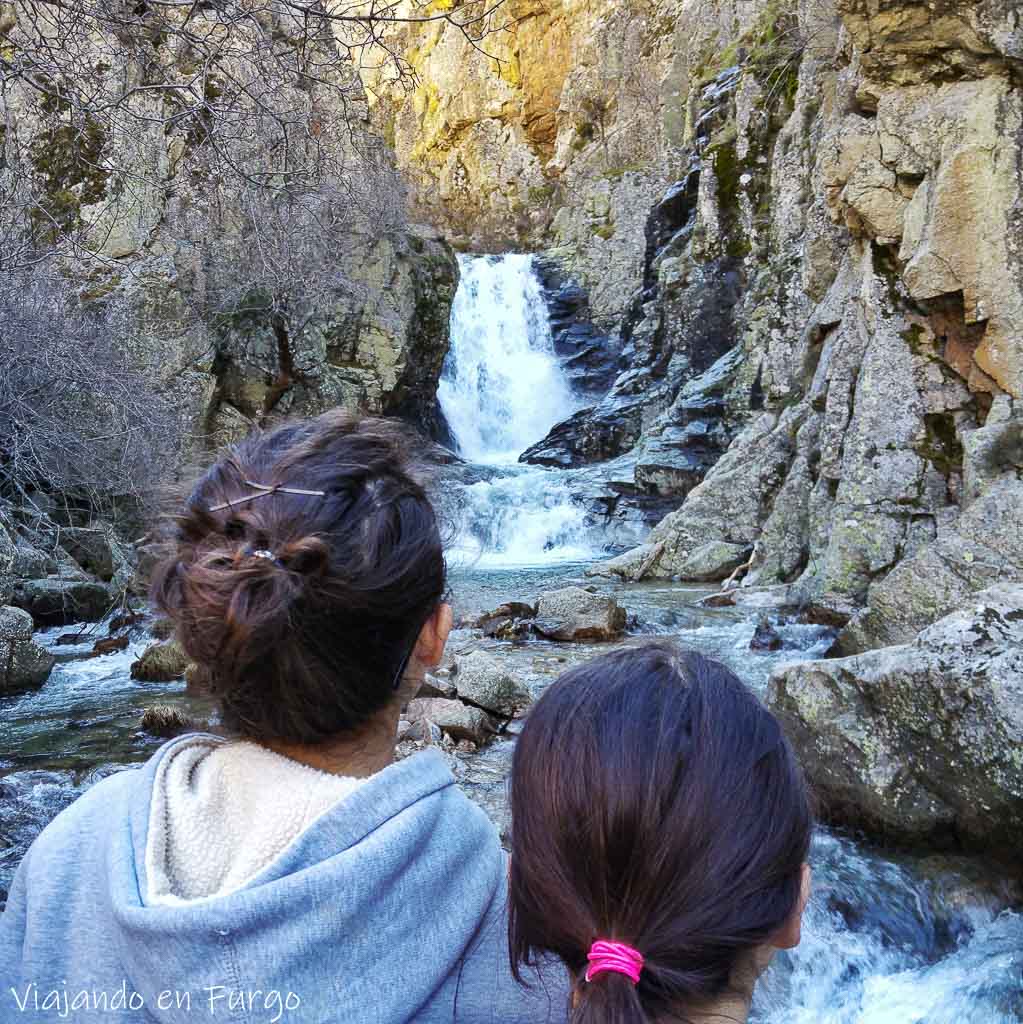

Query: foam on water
439 254 579 466
439 254 597 565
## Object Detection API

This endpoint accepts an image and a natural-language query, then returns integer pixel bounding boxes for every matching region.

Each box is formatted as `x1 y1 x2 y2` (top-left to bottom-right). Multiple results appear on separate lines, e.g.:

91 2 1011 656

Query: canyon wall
370 0 1023 646
0 2 458 468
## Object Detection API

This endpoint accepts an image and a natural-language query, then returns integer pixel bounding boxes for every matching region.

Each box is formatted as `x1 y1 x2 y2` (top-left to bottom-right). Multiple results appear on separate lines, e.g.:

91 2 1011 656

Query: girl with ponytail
508 642 812 1024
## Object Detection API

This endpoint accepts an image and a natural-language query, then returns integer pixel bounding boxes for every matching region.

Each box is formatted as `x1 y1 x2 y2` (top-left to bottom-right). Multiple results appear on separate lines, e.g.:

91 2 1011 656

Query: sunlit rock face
373 0 1021 633
0 3 460 464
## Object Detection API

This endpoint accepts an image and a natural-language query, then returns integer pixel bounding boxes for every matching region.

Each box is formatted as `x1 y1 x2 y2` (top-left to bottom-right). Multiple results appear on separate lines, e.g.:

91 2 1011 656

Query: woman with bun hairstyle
1 412 566 1024
508 642 813 1024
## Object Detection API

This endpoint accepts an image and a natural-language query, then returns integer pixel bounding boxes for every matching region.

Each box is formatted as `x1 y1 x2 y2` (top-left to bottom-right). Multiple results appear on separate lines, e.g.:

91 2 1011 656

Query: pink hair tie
585 939 644 985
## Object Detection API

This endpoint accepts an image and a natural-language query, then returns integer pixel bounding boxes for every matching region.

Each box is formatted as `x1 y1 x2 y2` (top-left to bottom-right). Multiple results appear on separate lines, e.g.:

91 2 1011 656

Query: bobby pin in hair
208 480 326 513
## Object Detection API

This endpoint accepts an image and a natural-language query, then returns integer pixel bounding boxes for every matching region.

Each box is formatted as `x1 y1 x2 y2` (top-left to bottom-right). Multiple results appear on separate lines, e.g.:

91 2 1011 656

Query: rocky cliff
369 0 1022 640
0 1 459 468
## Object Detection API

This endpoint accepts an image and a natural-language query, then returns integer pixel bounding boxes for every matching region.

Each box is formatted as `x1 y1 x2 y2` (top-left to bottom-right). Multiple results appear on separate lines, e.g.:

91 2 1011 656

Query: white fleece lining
144 735 366 906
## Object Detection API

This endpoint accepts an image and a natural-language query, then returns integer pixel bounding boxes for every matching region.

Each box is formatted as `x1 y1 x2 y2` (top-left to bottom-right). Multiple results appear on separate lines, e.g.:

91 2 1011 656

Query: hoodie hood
1 735 566 1024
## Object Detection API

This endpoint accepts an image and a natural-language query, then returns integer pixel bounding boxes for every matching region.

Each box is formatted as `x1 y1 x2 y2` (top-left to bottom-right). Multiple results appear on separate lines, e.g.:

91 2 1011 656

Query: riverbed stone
140 704 199 739
453 650 531 717
0 606 56 694
131 639 191 682
533 587 627 642
768 583 1023 856
405 698 493 745
675 541 752 583
11 578 114 626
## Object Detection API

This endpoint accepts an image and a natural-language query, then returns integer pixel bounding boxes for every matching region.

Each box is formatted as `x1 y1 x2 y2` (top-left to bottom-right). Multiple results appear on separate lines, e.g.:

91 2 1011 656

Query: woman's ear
770 863 812 949
414 602 453 668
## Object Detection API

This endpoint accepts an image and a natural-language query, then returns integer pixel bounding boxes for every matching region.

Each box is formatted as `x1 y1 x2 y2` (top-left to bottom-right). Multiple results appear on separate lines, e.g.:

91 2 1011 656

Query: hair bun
275 535 329 578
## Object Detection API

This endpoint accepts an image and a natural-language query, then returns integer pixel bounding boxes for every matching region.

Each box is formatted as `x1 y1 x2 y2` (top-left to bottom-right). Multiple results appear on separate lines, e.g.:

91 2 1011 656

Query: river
1 254 1021 1022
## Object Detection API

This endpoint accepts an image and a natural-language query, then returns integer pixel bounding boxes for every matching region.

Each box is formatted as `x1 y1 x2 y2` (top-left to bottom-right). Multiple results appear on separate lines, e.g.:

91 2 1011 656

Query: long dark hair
508 642 812 1024
151 411 446 744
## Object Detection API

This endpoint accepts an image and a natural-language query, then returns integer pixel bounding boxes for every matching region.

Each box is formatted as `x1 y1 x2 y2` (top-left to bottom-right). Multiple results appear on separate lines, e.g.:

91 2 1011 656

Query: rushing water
439 254 598 567
1 256 1021 1020
439 254 579 465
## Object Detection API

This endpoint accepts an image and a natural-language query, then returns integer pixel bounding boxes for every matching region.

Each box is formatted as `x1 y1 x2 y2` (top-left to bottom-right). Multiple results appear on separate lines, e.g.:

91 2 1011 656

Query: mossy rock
140 704 201 739
131 639 190 682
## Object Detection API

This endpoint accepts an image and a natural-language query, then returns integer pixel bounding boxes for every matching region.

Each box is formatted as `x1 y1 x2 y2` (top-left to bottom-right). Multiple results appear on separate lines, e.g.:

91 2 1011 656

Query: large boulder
11 577 114 625
0 520 16 605
453 650 531 717
768 583 1023 857
533 587 628 642
0 605 56 694
675 541 752 583
405 698 493 746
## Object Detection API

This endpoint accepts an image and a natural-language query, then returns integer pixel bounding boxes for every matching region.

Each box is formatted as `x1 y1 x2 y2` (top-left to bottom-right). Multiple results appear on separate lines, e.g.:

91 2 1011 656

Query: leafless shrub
0 264 181 523
0 0 511 269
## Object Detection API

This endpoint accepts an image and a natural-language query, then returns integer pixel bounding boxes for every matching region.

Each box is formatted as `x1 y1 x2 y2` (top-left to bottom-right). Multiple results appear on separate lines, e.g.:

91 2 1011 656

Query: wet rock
90 635 129 657
676 541 752 583
140 705 199 739
768 583 1023 857
519 402 644 469
108 611 145 633
532 256 625 398
58 527 115 581
468 602 538 640
0 605 56 694
405 698 493 745
131 639 190 682
750 616 783 653
11 578 114 626
533 586 627 642
587 542 665 582
453 650 531 717
913 854 1023 920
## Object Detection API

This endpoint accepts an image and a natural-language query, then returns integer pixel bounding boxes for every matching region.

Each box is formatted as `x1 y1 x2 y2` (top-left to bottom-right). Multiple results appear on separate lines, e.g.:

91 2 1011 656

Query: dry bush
0 264 180 524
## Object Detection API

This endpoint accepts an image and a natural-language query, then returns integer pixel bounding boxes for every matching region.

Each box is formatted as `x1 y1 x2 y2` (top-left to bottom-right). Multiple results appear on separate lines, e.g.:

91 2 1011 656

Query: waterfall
439 254 578 465
439 254 593 567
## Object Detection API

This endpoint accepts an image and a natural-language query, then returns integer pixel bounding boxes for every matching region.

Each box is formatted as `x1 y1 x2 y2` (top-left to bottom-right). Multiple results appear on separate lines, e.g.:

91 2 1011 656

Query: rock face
768 584 1023 857
533 587 628 641
365 0 1022 623
0 606 56 694
0 4 460 465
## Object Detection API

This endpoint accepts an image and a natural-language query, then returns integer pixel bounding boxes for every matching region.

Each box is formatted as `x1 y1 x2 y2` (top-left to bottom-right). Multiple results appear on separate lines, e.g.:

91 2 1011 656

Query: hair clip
250 549 277 561
208 480 326 513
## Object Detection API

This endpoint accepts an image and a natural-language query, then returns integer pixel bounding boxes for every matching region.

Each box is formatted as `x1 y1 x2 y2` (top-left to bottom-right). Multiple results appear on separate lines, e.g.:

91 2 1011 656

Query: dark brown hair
151 411 446 744
508 642 812 1024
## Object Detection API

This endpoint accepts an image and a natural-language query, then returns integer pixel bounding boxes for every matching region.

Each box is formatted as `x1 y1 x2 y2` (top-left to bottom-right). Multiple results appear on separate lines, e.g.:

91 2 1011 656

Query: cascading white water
439 254 578 465
440 254 594 567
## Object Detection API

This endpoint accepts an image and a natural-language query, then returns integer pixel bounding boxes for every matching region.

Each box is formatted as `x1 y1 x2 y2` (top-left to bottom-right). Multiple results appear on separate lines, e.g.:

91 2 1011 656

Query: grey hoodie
0 736 567 1024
